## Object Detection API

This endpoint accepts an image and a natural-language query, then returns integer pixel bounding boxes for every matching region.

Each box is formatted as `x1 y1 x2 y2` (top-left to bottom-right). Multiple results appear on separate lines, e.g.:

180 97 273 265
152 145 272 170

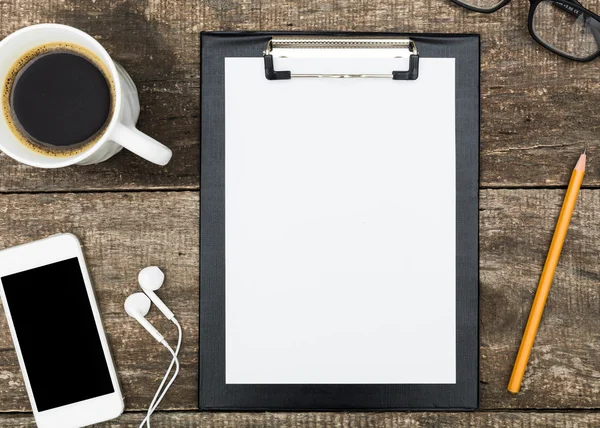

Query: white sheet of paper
225 57 456 384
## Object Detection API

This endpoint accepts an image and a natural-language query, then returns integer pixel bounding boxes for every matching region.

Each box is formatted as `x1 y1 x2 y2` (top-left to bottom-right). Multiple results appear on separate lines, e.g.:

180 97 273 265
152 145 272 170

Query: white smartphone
0 233 123 428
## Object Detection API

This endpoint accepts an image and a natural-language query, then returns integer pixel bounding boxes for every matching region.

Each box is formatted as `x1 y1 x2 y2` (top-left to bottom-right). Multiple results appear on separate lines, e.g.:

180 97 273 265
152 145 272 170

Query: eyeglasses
450 0 600 61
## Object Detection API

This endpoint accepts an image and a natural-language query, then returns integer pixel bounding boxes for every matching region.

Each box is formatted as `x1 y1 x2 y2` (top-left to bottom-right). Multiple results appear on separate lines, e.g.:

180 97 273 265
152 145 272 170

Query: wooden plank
0 191 199 412
201 0 600 188
0 0 200 192
104 412 600 427
0 189 599 411
481 188 600 408
0 411 597 427
0 0 597 190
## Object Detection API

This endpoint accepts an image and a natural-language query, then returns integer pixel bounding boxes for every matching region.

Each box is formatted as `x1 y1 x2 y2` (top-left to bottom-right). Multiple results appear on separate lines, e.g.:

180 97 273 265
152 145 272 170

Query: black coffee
2 43 114 157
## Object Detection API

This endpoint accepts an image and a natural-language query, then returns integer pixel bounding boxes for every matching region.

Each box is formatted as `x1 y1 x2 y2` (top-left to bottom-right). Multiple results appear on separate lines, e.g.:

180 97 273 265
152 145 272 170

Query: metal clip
263 36 419 81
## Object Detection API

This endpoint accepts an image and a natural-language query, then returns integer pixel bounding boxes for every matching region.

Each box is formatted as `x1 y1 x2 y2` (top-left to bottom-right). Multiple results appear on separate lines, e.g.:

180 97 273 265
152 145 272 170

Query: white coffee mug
0 24 172 168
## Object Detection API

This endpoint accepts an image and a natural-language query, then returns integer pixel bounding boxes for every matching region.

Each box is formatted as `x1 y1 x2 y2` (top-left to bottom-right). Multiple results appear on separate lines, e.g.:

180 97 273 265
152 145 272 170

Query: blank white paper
225 57 456 384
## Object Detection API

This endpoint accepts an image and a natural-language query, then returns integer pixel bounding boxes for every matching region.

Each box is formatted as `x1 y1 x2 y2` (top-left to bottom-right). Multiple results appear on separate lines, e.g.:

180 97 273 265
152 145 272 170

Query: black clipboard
200 31 480 410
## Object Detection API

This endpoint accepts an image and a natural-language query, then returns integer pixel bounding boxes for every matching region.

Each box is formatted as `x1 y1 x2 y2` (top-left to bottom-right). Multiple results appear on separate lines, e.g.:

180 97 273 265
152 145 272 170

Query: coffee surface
2 43 114 156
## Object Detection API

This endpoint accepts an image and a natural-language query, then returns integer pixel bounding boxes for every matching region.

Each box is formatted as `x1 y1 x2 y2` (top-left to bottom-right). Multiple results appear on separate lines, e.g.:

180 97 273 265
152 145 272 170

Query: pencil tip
576 151 587 171
583 147 587 155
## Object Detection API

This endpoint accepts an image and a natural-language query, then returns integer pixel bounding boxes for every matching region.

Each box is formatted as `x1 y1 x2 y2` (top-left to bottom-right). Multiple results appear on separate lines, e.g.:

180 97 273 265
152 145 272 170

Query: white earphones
124 267 182 428
138 266 175 321
124 293 165 343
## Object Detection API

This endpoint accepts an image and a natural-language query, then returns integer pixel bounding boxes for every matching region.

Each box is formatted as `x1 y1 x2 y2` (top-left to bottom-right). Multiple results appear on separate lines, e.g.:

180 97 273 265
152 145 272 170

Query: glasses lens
454 0 506 11
532 0 600 59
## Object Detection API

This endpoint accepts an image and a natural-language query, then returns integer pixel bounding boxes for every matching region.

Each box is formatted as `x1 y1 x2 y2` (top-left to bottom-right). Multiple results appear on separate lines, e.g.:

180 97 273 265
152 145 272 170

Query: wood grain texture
0 411 595 427
0 191 199 412
2 0 600 424
1 189 600 416
201 0 600 188
481 188 600 408
0 0 597 190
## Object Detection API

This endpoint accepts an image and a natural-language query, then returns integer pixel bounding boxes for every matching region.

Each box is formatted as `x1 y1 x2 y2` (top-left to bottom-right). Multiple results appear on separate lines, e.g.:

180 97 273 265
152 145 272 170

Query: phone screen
1 257 114 411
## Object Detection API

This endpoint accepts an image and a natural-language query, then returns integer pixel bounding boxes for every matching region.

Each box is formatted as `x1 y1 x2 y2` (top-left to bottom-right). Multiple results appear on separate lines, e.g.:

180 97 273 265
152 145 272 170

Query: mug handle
110 123 172 166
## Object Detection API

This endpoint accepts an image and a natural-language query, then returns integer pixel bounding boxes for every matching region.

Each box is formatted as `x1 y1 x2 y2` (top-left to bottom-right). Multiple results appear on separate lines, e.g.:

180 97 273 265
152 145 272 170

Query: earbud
138 266 175 321
125 267 182 428
124 293 165 343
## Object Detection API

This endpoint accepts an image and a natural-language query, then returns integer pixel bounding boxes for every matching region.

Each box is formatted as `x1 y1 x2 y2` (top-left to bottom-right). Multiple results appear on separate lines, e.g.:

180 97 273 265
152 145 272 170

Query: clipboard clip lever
263 37 419 81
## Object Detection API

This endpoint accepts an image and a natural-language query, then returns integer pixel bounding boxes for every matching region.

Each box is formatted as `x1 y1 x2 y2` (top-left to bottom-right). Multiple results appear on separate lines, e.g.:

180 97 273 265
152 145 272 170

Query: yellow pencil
507 150 586 394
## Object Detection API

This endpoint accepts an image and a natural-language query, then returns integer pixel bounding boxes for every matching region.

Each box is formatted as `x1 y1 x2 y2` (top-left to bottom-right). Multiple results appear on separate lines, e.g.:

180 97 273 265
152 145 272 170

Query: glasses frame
528 0 600 61
450 0 511 13
450 0 600 61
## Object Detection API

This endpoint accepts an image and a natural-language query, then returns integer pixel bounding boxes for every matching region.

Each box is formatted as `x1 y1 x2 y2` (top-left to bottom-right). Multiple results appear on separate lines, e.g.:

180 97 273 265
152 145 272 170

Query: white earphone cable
139 318 182 428
146 320 182 421
140 341 179 428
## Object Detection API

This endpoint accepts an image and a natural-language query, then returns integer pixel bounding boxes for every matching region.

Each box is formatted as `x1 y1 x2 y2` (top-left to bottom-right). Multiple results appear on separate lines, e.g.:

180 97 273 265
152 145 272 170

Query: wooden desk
1 0 599 425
